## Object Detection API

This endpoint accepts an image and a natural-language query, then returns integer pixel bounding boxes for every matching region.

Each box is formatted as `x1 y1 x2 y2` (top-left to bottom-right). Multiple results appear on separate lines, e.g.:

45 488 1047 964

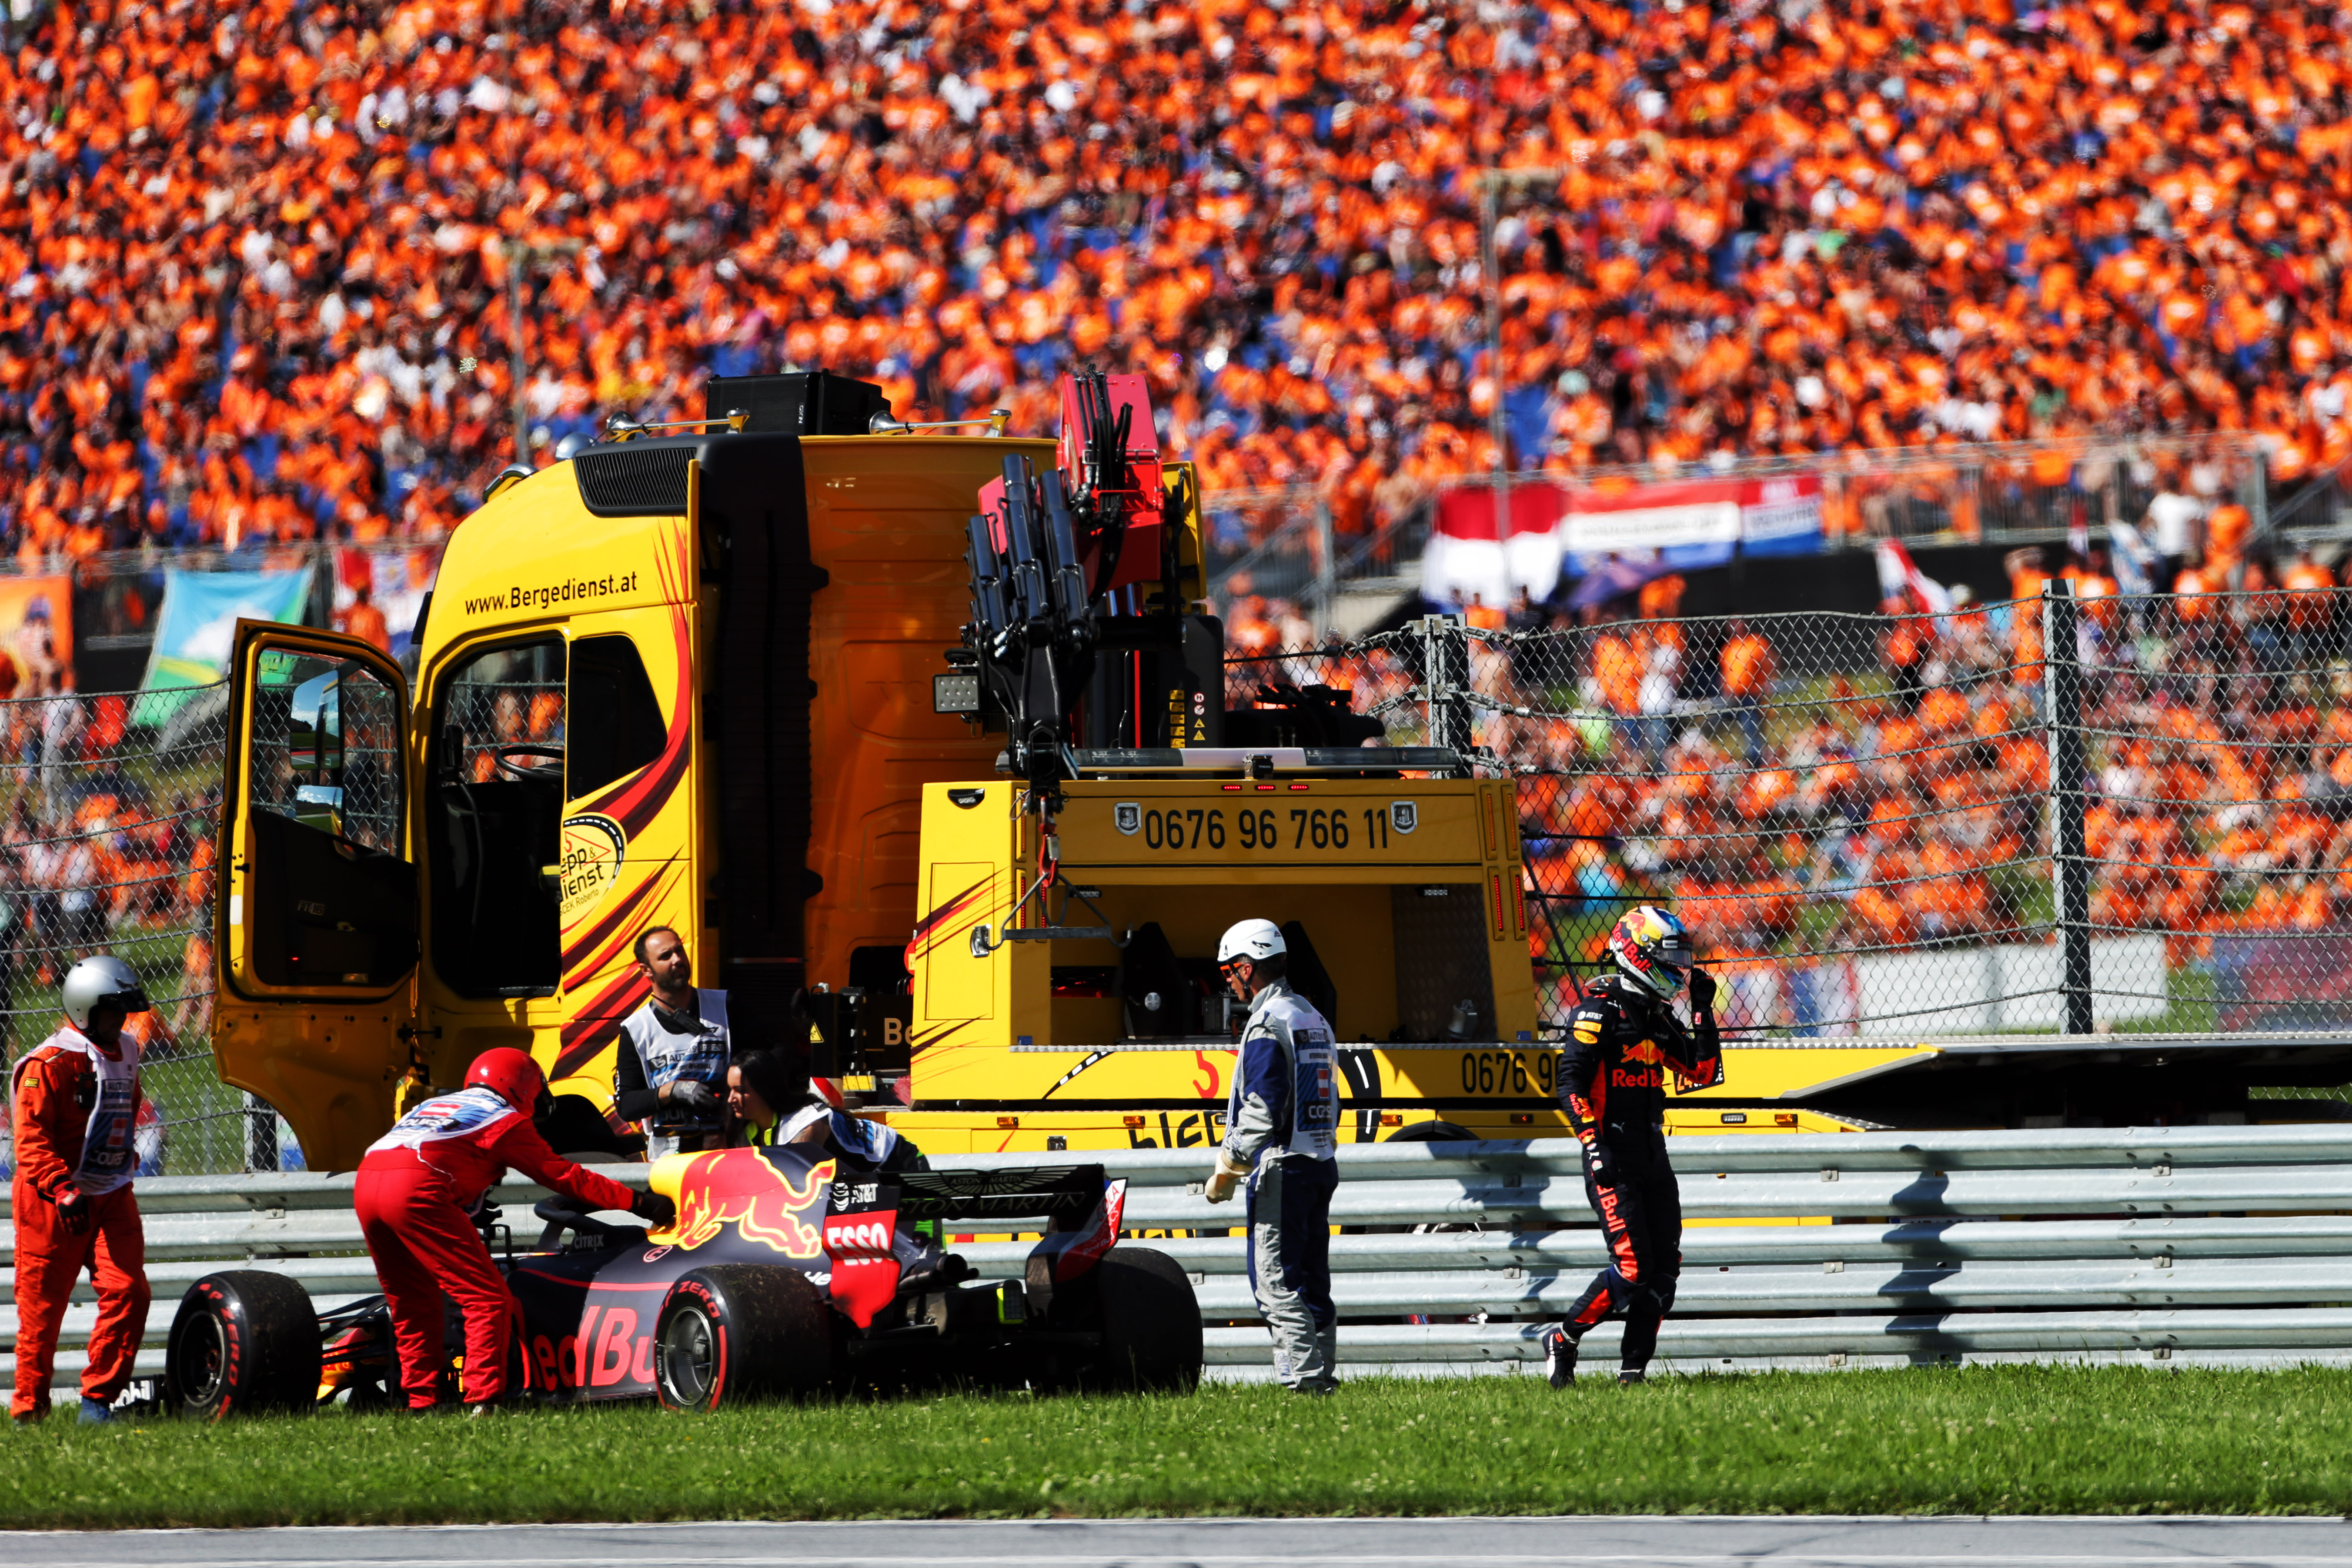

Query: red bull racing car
158 1146 1201 1416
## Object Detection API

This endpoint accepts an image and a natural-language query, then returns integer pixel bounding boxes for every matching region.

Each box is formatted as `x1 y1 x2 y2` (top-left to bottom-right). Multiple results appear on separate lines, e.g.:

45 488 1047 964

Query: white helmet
1216 918 1285 967
63 955 150 1029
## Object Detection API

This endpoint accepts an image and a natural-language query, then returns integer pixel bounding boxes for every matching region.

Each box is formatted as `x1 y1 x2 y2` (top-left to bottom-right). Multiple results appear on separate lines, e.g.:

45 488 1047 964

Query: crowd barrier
9 1124 2352 1397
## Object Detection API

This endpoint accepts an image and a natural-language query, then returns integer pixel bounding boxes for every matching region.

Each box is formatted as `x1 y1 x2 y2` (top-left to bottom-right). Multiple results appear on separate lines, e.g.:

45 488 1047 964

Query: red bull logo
659 1149 830 1258
1624 1039 1666 1066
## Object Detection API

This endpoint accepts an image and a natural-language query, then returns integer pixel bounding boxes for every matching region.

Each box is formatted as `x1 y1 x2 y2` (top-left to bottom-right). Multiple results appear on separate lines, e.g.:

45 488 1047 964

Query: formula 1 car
158 1146 1200 1416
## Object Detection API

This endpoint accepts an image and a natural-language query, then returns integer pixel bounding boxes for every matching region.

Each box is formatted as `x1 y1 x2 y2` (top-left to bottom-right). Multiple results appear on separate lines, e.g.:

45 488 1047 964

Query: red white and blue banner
1421 475 1824 608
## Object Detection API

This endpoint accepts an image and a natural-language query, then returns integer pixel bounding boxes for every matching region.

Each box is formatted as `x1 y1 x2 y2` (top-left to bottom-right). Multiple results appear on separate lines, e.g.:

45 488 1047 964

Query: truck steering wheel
492 743 564 782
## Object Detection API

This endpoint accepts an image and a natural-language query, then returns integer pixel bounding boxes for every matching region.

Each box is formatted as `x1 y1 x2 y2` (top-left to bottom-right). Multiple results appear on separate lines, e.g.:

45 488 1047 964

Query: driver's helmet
1607 905 1694 1000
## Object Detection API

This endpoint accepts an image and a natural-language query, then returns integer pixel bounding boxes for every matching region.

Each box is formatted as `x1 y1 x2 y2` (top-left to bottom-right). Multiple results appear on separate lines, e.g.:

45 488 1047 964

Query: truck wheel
1086 1245 1202 1393
652 1265 833 1411
164 1271 322 1420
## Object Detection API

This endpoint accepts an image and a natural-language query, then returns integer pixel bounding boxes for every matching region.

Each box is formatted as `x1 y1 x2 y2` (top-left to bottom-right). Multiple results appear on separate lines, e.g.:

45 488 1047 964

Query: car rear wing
894 1163 1108 1228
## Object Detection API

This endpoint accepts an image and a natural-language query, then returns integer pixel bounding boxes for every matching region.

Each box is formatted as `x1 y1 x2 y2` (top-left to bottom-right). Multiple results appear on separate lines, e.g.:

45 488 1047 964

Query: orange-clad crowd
1252 568 2352 1028
5 0 2352 569
1531 584 2352 1021
0 695 216 1060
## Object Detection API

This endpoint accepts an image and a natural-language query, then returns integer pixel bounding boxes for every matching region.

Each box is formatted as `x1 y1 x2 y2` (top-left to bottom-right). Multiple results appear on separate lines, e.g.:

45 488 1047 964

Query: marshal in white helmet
61 955 150 1029
1206 916 1341 1394
1215 917 1285 968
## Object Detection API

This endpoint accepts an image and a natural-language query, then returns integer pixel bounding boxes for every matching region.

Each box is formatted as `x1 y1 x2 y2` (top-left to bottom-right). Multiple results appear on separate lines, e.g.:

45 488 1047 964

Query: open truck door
216 620 420 1171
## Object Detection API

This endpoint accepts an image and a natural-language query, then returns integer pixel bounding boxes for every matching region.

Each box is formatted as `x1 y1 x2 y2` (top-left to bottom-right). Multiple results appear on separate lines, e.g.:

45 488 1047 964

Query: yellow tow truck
209 370 2327 1170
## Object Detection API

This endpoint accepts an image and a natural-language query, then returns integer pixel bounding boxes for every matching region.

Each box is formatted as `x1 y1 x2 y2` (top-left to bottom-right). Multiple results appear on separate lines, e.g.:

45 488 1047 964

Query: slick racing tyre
652 1264 833 1411
1084 1245 1202 1393
164 1270 323 1420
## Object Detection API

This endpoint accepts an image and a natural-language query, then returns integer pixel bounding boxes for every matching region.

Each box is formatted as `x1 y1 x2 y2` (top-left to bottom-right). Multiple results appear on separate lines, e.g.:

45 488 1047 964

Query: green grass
7 1367 2352 1527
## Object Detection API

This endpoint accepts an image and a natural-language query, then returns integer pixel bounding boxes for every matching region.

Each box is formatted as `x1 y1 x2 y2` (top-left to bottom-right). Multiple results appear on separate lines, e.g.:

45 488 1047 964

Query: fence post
2249 445 2270 542
243 1092 278 1173
1312 495 1338 635
1420 614 1470 763
2041 580 2093 1036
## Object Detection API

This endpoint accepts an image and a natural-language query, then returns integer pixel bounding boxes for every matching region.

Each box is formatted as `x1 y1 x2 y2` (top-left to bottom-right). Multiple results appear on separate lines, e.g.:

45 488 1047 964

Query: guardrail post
2042 580 2093 1036
1421 615 1470 762
244 1092 278 1173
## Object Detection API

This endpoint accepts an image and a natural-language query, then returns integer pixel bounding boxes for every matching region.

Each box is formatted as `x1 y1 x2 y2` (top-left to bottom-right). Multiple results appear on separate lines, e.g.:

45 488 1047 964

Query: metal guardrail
9 1126 2352 1393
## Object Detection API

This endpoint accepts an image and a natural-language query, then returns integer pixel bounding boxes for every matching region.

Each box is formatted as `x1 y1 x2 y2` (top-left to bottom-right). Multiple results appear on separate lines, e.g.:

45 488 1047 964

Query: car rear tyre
164 1270 322 1420
652 1264 832 1411
1086 1245 1202 1393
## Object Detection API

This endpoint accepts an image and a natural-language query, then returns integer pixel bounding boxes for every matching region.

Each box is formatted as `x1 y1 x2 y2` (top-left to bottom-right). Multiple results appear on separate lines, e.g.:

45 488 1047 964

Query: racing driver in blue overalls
1540 906 1722 1387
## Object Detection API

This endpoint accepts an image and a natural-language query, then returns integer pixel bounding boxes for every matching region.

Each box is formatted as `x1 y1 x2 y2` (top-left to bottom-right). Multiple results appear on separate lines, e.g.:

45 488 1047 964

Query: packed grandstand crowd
3 0 2352 562
3 0 2352 1047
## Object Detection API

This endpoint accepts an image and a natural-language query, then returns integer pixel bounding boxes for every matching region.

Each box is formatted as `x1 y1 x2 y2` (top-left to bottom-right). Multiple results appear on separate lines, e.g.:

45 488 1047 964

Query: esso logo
826 1219 892 1254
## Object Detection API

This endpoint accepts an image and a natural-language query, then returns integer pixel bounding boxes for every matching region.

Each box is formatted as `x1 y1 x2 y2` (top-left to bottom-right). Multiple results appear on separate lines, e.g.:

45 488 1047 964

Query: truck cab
215 375 1172 1169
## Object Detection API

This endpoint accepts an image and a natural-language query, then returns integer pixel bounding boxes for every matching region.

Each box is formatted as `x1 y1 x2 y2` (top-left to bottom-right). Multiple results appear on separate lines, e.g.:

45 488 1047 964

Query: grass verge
5 1365 2351 1528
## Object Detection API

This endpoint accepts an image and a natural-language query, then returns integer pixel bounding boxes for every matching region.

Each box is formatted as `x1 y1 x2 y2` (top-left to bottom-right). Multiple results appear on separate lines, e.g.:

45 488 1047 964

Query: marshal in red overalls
354 1049 667 1411
10 958 153 1425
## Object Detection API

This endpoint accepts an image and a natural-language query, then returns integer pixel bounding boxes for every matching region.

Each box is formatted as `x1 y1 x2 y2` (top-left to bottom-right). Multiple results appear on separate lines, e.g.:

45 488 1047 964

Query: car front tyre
163 1270 322 1420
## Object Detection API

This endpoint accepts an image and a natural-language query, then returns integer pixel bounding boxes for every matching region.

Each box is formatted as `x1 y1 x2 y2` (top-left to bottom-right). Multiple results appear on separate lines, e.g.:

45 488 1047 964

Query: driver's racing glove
630 1189 676 1227
666 1078 719 1113
1688 968 1717 1012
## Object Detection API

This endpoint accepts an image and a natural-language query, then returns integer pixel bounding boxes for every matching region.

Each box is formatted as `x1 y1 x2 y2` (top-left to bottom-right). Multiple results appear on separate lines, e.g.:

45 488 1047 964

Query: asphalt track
5 1517 2352 1567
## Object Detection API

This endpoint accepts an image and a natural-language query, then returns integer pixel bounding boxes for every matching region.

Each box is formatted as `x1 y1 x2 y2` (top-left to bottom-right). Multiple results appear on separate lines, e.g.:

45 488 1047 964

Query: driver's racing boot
1540 1325 1578 1389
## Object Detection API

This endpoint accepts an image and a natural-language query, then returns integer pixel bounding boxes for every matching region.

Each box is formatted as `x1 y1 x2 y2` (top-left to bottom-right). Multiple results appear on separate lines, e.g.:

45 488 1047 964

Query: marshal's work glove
1687 968 1717 1012
1583 1141 1619 1190
1204 1148 1250 1205
666 1078 719 1113
630 1189 677 1228
52 1187 92 1235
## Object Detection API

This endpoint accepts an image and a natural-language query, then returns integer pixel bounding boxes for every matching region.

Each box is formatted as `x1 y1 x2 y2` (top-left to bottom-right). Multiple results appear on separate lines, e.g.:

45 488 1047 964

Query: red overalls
354 1087 637 1408
10 1024 150 1421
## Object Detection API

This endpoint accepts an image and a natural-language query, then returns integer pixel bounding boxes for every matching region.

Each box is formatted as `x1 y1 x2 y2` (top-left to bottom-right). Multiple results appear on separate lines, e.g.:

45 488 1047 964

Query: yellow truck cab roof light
868 408 1012 436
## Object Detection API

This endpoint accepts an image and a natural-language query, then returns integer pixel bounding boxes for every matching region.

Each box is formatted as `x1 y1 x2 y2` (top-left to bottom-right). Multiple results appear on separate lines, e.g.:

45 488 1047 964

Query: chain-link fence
25 583 2352 1177
0 681 247 1177
1245 587 2352 1046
